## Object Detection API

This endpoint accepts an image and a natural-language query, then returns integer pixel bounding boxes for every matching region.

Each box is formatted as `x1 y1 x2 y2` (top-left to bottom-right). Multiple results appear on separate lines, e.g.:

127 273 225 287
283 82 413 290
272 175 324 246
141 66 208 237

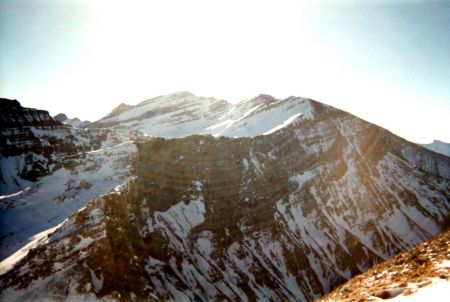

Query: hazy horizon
1 0 450 143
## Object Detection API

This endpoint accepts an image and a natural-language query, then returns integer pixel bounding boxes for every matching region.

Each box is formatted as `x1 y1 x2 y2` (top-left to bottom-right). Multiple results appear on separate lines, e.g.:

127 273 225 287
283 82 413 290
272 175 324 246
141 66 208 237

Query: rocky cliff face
0 98 70 156
1 99 449 301
1 98 81 193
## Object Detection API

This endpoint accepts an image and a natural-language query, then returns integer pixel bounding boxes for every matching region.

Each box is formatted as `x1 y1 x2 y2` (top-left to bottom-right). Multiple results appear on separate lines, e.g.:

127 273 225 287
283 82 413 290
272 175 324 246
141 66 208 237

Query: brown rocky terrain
319 228 450 301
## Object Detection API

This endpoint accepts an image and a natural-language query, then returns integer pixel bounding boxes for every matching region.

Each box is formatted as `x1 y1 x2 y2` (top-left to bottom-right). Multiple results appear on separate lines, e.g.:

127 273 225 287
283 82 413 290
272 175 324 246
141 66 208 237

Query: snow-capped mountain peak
89 92 231 138
243 93 278 105
90 92 322 138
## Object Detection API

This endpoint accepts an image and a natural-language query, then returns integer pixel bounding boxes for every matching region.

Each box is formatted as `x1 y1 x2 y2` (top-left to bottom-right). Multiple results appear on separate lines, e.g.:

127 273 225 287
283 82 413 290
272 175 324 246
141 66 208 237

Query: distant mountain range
53 113 91 129
0 93 449 301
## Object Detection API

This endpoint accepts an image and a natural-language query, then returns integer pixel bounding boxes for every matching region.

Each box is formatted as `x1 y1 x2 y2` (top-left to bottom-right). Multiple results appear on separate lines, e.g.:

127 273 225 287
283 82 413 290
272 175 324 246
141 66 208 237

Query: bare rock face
1 99 449 301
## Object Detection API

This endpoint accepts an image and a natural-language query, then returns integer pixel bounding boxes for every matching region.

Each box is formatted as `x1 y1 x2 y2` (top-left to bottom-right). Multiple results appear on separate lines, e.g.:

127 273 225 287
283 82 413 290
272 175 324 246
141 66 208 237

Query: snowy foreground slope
319 228 450 301
0 99 140 262
0 142 136 262
1 96 449 301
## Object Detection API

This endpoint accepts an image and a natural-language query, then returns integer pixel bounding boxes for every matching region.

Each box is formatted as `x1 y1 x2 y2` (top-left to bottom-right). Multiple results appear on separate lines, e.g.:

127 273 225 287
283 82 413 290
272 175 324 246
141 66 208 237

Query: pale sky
1 0 449 143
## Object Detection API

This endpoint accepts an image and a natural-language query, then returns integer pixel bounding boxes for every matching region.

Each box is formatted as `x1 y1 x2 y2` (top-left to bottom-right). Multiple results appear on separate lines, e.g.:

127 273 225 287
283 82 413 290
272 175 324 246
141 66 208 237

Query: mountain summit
90 92 317 138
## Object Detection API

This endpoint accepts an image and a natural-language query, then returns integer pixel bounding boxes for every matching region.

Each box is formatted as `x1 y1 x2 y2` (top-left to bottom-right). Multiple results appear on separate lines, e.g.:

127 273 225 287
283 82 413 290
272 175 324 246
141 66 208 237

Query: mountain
54 113 91 129
319 228 450 301
89 91 230 137
0 99 142 262
1 94 449 301
0 99 141 195
1 98 83 194
91 92 316 138
1 98 69 155
422 140 450 157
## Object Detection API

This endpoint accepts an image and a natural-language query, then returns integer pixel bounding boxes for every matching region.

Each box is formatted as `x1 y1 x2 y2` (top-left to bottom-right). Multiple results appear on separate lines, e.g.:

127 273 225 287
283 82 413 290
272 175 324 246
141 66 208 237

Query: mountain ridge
1 93 449 301
53 113 91 129
90 92 320 139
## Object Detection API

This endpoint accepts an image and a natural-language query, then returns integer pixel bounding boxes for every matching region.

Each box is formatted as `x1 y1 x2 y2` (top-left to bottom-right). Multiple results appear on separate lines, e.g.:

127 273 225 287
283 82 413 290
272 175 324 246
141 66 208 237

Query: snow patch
263 112 302 135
